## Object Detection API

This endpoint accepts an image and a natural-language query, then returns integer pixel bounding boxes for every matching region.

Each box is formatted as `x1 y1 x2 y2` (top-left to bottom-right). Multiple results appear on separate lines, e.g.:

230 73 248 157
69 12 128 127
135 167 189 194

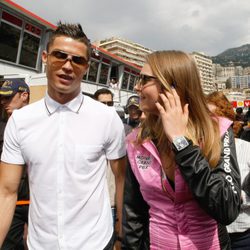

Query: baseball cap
126 95 140 108
0 79 30 97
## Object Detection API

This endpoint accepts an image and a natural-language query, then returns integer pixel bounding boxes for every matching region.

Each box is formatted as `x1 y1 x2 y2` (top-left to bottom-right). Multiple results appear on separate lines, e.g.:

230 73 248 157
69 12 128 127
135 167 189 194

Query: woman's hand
155 88 189 142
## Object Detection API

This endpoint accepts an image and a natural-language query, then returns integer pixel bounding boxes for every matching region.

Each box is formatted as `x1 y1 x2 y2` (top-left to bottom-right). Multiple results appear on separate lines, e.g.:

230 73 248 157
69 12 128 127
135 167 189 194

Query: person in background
109 78 118 89
122 95 142 135
93 88 114 107
94 87 124 249
122 50 241 249
0 79 30 250
235 107 244 122
244 107 250 122
240 125 250 142
207 91 250 250
240 110 250 142
0 22 126 250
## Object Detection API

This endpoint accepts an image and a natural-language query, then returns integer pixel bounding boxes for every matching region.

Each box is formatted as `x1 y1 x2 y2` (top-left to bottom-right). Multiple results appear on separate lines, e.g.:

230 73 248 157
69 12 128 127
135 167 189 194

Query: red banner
231 100 250 108
244 100 250 107
231 101 237 108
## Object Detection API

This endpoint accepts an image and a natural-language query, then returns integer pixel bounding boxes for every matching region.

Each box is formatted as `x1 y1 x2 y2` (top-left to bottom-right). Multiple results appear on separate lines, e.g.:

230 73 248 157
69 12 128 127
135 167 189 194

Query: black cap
0 79 30 97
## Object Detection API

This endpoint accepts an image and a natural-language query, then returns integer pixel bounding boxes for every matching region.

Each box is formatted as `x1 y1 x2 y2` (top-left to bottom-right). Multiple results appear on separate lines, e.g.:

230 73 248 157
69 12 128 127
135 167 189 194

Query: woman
207 91 250 250
122 51 241 250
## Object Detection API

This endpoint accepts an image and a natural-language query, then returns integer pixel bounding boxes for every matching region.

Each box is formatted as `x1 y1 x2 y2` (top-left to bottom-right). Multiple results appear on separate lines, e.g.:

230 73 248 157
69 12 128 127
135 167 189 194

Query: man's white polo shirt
2 93 126 250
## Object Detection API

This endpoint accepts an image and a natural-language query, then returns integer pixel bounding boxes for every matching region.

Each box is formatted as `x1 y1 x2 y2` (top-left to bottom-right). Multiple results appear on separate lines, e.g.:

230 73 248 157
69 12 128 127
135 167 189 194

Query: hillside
212 44 250 67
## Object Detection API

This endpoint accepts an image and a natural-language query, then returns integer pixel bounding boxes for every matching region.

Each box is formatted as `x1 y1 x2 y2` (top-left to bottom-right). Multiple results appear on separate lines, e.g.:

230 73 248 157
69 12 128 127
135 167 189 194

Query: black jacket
122 127 241 250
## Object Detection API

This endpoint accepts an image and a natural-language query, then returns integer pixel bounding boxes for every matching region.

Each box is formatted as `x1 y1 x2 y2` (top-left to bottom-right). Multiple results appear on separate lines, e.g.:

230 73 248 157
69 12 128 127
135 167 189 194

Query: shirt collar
44 92 84 115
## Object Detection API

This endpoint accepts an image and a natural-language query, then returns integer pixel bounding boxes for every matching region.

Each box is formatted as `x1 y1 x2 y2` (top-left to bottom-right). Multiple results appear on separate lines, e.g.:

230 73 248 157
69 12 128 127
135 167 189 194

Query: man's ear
83 63 89 76
42 50 48 64
21 92 29 103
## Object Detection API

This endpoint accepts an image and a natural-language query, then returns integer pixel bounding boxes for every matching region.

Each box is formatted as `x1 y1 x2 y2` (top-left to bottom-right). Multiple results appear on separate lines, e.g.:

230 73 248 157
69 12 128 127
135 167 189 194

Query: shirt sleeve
1 114 25 165
105 110 126 160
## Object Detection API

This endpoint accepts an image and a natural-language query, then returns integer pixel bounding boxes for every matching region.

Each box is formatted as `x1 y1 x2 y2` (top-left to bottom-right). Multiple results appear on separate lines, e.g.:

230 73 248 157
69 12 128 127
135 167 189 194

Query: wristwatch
172 136 191 152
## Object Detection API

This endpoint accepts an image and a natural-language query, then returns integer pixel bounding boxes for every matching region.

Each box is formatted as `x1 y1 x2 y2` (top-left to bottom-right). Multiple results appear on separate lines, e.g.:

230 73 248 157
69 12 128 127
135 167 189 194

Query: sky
10 0 250 56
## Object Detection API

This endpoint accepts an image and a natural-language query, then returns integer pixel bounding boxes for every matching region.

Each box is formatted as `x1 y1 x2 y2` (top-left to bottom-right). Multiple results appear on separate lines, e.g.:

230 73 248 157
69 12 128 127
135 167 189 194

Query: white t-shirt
2 93 126 250
227 138 250 233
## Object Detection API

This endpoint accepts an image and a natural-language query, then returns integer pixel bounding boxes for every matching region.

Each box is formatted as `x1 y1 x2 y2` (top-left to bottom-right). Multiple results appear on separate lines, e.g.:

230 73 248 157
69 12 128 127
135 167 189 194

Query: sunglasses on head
47 50 88 67
100 101 114 107
137 74 158 87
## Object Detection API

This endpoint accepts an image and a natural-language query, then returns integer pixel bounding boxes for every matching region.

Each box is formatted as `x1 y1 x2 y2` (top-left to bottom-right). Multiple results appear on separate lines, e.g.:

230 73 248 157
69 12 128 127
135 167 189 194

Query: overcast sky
11 0 250 56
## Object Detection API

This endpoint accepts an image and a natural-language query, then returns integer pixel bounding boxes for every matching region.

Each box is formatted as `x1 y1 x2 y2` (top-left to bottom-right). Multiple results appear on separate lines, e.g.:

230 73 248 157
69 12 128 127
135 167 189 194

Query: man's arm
0 161 23 246
110 157 126 240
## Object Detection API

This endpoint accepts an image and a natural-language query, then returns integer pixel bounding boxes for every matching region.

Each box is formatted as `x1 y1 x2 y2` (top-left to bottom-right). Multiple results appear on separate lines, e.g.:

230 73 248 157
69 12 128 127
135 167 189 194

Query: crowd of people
0 22 249 250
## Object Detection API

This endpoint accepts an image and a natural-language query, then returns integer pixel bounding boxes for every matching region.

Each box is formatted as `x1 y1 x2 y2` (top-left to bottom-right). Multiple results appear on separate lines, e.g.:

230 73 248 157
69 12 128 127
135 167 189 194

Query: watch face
173 136 189 151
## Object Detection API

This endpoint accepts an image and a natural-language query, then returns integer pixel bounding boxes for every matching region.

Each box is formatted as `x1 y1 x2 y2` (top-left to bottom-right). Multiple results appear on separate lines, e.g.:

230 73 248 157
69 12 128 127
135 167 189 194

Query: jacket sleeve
175 127 241 225
122 158 150 250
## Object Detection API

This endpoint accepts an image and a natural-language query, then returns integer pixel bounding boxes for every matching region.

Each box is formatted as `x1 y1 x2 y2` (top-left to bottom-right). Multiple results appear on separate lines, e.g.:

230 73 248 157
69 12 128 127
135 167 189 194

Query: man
0 23 126 250
93 88 114 107
123 95 142 135
0 79 30 118
109 78 118 89
240 126 250 142
244 107 250 123
0 79 30 250
235 107 244 122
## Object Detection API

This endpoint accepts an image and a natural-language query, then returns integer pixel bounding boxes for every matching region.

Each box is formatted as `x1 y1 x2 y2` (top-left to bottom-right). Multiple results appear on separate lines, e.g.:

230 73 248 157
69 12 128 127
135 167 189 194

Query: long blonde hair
137 50 221 168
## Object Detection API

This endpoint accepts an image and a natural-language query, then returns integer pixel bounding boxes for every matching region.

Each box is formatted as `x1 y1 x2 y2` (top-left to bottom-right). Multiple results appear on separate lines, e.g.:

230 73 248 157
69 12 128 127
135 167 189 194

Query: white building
192 52 214 94
94 37 153 67
230 75 250 89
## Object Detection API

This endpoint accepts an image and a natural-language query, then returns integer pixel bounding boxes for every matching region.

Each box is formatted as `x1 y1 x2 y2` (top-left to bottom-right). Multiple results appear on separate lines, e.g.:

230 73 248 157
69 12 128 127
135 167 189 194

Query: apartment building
230 75 250 89
192 52 214 94
94 37 153 67
213 64 244 77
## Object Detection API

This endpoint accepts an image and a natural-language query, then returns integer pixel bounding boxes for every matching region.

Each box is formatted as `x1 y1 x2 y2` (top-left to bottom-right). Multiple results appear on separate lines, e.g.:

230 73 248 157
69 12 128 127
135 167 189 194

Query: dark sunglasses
100 101 114 107
47 50 88 66
136 74 158 87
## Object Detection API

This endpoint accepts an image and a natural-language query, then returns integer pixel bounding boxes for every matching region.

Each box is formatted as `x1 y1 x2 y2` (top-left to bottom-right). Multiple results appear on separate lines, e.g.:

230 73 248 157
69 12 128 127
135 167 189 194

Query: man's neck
48 90 80 104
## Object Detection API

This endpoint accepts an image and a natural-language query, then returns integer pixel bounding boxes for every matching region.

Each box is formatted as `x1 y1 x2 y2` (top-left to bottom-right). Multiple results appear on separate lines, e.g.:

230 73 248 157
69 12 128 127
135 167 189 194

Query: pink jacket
125 118 237 250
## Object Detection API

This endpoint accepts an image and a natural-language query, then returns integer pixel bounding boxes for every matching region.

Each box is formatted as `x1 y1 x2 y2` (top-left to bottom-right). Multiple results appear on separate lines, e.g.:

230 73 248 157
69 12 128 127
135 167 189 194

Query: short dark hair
93 88 114 100
46 21 92 60
236 107 243 114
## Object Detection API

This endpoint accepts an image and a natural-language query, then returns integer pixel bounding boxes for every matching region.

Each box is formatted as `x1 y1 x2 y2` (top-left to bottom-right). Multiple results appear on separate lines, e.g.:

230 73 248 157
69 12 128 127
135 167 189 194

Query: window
121 72 129 90
0 10 42 69
88 60 99 82
19 32 40 68
99 63 109 85
128 75 136 91
110 64 118 81
0 22 21 62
